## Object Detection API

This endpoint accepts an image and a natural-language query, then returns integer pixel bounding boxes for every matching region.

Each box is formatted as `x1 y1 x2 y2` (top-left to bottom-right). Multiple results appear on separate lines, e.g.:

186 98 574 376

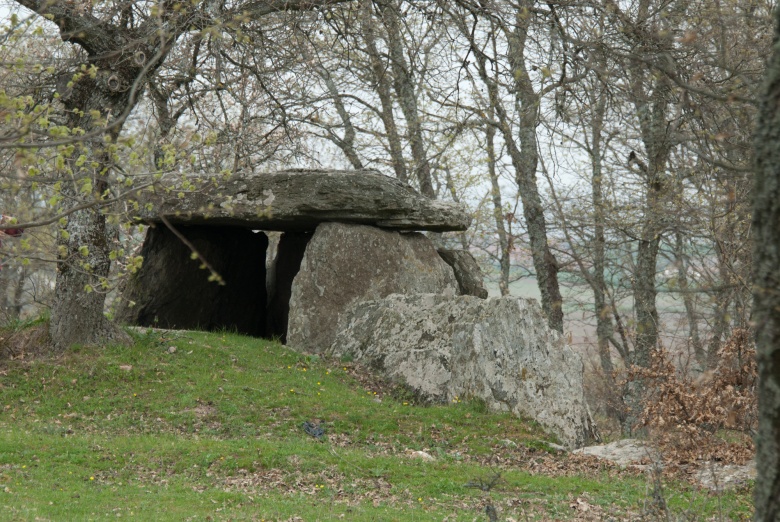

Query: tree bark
49 86 133 350
360 0 410 184
377 0 435 198
486 109 511 297
590 89 614 374
752 7 780 518
502 4 563 333
617 0 673 367
674 231 704 369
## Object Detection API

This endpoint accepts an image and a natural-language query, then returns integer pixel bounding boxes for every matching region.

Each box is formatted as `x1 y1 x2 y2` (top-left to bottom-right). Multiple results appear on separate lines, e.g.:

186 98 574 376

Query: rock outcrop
328 293 593 448
135 169 470 232
116 225 267 336
286 223 458 353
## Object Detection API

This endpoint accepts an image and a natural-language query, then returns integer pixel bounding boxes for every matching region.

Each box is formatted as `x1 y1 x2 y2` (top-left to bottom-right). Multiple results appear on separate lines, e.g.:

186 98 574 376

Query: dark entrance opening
117 225 313 342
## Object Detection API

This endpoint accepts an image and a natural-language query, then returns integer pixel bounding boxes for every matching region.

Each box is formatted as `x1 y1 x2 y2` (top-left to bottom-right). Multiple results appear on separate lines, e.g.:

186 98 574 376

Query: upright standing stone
117 225 267 336
437 249 488 298
286 223 458 352
267 231 312 342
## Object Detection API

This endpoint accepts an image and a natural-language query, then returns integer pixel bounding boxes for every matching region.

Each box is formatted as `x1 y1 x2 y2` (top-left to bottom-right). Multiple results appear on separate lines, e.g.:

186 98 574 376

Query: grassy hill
0 325 752 520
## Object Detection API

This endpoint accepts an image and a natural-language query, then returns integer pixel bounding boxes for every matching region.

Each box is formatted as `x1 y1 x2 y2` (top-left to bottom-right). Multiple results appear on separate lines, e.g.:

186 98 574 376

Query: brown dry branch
628 329 756 465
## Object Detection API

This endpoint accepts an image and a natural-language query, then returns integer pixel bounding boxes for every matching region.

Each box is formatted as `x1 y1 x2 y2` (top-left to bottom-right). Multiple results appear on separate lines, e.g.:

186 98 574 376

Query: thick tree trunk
50 196 126 350
752 8 780 518
49 86 133 350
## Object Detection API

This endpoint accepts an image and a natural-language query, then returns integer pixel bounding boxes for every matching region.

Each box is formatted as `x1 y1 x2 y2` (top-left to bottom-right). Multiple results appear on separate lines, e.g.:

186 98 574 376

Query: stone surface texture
136 169 470 232
117 225 267 336
286 223 458 353
572 439 659 467
437 249 488 298
574 439 756 491
327 293 593 448
266 231 312 342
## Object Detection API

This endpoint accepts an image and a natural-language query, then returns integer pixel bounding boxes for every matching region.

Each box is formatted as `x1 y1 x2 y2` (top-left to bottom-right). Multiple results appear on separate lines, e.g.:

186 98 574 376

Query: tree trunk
0 262 11 323
49 84 134 350
707 180 740 367
589 86 614 374
674 231 704 369
443 1 562 330
377 0 435 198
752 7 780 518
360 0 409 184
486 113 511 297
11 264 26 321
317 66 364 169
49 196 124 350
504 5 563 332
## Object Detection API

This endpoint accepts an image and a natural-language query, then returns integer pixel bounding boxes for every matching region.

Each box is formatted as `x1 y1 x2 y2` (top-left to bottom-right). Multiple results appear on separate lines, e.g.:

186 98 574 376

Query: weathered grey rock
266 231 312 342
286 223 458 352
437 249 488 298
573 439 659 467
695 460 756 491
328 294 594 448
135 169 470 232
575 440 756 490
117 225 267 336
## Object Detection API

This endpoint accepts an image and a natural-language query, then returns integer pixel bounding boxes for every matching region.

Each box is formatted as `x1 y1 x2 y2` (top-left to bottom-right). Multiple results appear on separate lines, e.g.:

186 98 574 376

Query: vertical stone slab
117 225 267 336
437 249 488 298
286 223 458 353
267 231 312 342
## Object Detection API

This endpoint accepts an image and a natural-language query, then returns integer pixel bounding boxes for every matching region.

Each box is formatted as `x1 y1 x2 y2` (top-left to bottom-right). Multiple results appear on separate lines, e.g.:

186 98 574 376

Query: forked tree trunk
378 0 435 198
752 7 780 518
360 0 410 184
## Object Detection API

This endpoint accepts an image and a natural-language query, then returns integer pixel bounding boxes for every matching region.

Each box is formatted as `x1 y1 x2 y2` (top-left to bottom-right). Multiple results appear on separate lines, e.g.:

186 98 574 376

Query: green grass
0 328 753 520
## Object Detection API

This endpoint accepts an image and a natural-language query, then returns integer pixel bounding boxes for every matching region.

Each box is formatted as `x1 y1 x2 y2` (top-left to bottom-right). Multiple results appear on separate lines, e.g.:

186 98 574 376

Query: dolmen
117 169 593 448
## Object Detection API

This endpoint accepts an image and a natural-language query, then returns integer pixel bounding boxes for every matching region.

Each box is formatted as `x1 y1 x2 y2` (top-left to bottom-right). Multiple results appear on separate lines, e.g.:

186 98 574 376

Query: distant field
487 278 698 359
0 326 751 520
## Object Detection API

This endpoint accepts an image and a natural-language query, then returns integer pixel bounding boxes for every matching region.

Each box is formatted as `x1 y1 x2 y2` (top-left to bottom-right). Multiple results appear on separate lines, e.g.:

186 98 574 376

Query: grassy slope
0 327 752 521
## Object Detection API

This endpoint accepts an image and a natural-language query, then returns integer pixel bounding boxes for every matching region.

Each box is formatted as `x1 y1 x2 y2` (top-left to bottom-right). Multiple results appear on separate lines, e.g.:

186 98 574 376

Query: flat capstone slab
134 169 471 232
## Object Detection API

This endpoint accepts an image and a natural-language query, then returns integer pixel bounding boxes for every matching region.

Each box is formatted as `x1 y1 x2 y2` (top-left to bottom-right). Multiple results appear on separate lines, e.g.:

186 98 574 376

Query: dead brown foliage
631 328 756 464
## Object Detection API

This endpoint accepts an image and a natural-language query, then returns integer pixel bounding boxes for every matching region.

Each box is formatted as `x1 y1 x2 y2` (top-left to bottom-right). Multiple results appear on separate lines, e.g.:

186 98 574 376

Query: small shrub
631 329 756 463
